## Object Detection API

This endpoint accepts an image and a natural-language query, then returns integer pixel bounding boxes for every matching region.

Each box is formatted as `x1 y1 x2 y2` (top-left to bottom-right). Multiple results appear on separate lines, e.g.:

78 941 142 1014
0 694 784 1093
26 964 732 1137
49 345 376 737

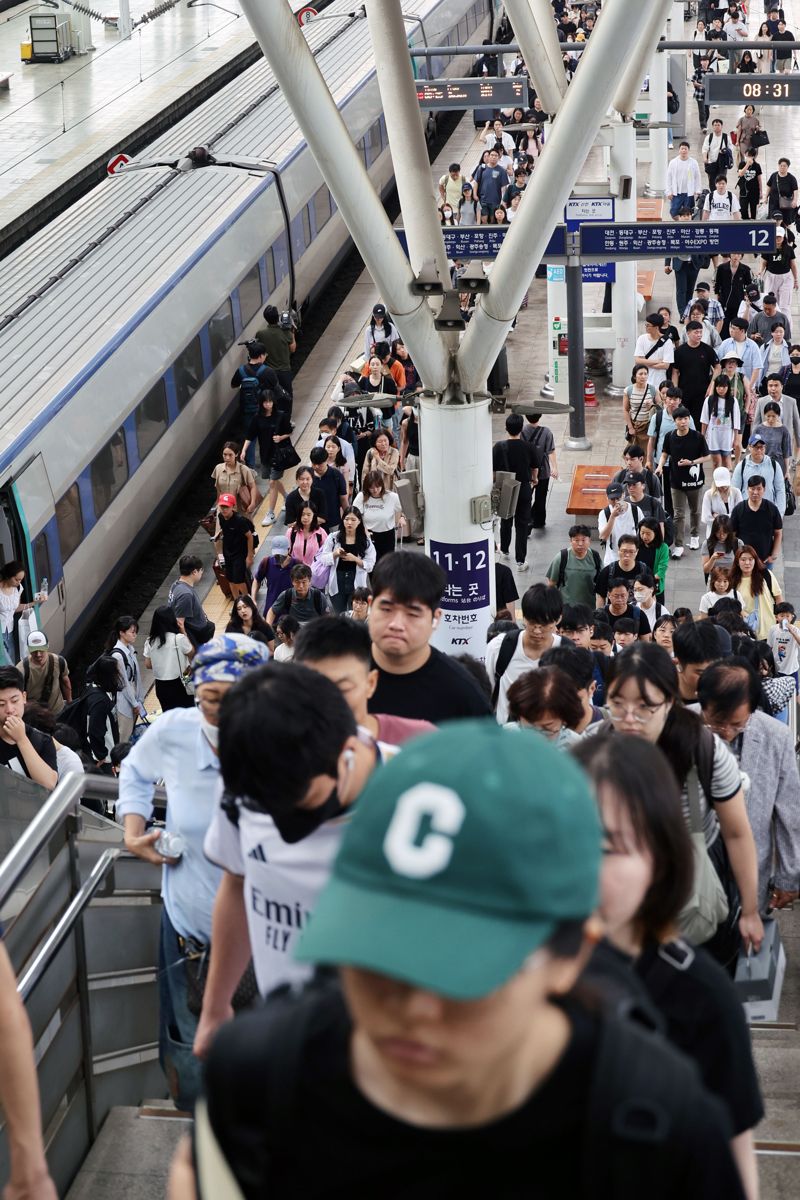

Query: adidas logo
247 844 268 862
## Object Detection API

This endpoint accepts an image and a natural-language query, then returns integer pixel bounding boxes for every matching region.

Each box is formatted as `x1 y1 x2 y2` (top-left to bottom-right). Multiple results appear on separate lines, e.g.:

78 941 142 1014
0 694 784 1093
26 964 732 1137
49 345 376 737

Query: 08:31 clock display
742 81 791 99
706 73 800 104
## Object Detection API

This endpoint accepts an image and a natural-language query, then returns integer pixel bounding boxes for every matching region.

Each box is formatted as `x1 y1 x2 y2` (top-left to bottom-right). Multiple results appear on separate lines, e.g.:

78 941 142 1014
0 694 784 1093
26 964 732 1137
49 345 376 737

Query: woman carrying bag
143 606 194 713
316 507 376 615
241 391 292 528
623 366 656 452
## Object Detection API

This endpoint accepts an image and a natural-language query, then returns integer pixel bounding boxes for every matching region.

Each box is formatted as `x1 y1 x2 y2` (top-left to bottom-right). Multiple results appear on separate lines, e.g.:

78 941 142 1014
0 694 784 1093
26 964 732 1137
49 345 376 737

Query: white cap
713 467 731 487
27 631 48 650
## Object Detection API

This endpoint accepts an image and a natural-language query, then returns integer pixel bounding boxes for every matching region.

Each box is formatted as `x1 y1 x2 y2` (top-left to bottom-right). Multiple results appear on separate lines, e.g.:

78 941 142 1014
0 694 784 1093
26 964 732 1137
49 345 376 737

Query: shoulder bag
678 765 730 944
272 441 302 474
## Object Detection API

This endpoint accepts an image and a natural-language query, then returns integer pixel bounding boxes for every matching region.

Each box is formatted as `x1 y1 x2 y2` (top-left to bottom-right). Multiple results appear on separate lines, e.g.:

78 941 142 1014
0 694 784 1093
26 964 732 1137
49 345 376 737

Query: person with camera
255 305 296 403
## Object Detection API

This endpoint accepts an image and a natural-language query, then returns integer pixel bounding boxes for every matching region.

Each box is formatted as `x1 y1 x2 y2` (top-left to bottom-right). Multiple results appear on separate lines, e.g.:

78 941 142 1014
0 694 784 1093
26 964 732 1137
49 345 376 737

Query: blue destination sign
580 222 777 259
395 223 568 261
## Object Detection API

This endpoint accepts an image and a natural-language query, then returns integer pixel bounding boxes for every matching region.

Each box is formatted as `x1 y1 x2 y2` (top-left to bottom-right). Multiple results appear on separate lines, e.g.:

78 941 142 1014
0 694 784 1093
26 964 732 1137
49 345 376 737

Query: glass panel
32 532 50 588
91 428 128 519
313 185 331 233
265 246 276 294
55 484 83 563
135 382 168 462
174 334 204 412
302 206 312 248
238 263 263 326
209 297 235 367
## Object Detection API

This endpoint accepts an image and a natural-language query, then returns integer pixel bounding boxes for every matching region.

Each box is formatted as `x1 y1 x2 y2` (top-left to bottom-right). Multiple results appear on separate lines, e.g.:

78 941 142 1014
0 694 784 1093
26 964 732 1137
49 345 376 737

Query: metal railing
0 772 164 1195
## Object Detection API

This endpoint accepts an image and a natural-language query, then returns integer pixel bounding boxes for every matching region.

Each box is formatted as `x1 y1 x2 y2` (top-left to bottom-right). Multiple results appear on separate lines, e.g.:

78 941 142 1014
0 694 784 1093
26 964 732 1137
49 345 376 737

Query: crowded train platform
1 2 800 1198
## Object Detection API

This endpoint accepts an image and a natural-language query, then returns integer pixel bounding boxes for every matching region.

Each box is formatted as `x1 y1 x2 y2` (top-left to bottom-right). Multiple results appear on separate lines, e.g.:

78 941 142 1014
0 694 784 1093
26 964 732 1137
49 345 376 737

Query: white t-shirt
700 395 741 452
698 588 743 614
143 632 193 681
634 332 674 389
203 741 396 996
354 490 402 534
599 501 637 566
703 189 741 222
767 623 800 675
484 632 562 725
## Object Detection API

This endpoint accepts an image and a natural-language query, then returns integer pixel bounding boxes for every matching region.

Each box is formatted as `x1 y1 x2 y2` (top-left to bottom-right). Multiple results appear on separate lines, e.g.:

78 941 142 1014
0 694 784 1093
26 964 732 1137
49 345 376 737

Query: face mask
791 357 800 365
443 208 452 218
201 718 219 750
270 785 347 844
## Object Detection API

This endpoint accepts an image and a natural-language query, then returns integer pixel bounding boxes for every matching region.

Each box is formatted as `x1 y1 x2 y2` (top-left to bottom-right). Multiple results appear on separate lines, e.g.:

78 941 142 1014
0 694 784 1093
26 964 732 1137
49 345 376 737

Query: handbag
678 767 730 944
182 937 259 1018
310 544 333 590
751 129 770 149
272 442 302 473
176 644 194 696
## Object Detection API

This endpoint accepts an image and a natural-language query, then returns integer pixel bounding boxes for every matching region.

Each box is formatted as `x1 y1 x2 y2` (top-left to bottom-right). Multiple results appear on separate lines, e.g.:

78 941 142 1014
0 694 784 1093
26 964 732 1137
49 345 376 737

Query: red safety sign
297 6 318 24
107 153 131 176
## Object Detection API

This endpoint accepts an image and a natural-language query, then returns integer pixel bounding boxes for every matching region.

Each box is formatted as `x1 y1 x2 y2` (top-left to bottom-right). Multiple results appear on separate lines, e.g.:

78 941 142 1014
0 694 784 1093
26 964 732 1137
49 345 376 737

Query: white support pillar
364 1 450 286
503 0 566 116
607 121 639 394
422 395 496 660
612 0 673 117
118 0 132 41
457 0 659 392
236 0 450 392
646 34 669 197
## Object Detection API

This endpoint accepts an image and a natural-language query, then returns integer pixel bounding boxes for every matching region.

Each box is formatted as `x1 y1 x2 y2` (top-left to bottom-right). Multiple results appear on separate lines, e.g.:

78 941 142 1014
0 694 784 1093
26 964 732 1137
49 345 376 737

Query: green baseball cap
296 721 601 999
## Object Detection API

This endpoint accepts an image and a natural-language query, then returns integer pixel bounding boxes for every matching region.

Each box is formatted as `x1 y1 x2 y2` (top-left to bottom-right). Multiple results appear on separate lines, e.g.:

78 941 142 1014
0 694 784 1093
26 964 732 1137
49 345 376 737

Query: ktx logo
450 637 470 645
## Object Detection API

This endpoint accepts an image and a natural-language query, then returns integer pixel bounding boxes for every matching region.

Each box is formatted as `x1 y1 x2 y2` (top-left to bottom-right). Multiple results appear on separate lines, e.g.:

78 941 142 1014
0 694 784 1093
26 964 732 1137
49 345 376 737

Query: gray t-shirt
168 580 211 643
271 587 333 624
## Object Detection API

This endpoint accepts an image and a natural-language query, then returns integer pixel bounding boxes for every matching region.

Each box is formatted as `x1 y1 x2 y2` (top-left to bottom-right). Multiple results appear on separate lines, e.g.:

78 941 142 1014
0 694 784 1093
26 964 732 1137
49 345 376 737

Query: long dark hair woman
317 506 376 614
728 544 782 639
226 596 275 644
105 615 145 743
604 642 763 972
143 607 194 712
574 733 763 1198
85 655 121 770
287 502 326 567
701 376 740 470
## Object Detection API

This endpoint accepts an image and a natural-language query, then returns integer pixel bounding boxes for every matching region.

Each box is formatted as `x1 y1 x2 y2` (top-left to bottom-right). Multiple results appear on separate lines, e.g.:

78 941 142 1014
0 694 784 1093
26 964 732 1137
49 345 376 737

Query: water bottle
154 831 185 860
38 577 48 602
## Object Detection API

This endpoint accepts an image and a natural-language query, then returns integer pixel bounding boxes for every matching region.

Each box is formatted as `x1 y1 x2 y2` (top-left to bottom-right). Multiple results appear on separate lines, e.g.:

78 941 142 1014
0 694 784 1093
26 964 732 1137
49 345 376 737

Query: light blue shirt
717 336 761 381
731 454 785 514
117 709 222 942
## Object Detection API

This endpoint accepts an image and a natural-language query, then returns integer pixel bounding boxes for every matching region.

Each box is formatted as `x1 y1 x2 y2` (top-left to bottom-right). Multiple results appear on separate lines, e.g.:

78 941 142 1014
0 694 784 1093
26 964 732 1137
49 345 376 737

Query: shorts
264 464 284 481
224 554 248 585
480 203 497 218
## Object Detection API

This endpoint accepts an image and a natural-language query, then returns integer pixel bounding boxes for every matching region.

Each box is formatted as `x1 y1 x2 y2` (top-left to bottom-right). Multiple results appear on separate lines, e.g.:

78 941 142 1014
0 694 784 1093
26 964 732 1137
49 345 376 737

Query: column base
604 382 625 398
540 378 554 399
564 436 592 451
643 183 665 197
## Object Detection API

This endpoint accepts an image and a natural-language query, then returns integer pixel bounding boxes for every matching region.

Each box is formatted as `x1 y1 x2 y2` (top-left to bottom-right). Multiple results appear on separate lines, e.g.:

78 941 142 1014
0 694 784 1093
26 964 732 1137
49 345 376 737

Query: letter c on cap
383 784 466 879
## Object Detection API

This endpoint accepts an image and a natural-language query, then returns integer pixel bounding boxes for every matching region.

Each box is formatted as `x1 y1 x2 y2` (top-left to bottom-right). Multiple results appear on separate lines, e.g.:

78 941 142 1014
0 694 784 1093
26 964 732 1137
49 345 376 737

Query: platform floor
0 0 253 235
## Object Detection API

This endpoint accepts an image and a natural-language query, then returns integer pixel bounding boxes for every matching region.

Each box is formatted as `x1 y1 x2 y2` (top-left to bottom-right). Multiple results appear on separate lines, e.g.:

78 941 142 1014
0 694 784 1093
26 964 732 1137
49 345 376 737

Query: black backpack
237 366 263 417
58 692 90 752
284 587 326 616
491 628 521 710
557 547 602 590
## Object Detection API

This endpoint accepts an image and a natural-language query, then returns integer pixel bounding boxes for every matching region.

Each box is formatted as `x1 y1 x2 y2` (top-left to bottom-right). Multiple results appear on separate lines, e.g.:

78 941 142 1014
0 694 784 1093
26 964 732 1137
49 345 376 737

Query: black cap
606 482 624 499
372 303 386 317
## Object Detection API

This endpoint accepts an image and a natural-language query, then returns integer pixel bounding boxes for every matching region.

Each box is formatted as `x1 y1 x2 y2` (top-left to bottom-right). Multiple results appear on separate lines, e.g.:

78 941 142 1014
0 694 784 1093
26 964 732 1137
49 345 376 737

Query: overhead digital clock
705 73 800 105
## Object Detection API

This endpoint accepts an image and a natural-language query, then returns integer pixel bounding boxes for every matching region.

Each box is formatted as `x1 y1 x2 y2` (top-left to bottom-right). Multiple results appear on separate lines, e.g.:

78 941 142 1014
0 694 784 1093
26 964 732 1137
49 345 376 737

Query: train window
55 484 83 564
365 122 382 166
32 531 50 590
91 428 128 519
209 298 235 367
302 206 312 249
265 246 276 294
313 185 331 233
174 335 204 412
135 382 168 462
238 263 262 326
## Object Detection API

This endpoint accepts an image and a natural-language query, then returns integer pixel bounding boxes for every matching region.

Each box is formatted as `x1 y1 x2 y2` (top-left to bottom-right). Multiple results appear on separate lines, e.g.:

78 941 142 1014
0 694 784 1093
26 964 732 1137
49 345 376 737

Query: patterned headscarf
191 633 270 686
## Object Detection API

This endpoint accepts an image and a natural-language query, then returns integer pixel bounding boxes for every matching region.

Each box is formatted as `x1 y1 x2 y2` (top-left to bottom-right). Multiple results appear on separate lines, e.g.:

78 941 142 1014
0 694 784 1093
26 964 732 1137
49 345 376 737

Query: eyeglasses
705 717 749 738
607 697 667 724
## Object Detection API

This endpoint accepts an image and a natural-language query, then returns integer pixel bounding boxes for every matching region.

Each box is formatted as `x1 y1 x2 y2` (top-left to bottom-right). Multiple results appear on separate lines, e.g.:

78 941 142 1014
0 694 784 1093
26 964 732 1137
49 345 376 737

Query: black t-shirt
219 513 255 560
595 563 645 602
311 466 347 527
492 439 541 489
369 647 492 723
737 161 762 197
768 170 798 202
761 243 796 276
284 485 326 527
494 562 519 612
594 603 651 638
673 343 718 400
202 986 743 1200
730 499 783 563
402 411 419 456
0 725 58 780
661 430 710 489
772 29 795 59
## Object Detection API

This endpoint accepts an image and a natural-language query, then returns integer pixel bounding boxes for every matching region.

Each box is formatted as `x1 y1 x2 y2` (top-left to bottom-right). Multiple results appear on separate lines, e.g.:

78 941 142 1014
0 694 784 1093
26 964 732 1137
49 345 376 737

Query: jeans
669 193 693 219
671 487 702 546
1 628 14 665
158 909 202 1112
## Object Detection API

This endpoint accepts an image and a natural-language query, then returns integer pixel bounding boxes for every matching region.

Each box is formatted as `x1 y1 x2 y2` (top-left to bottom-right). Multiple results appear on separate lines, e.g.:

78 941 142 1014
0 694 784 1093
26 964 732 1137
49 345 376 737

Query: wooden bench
637 269 656 303
0 73 12 91
566 465 619 516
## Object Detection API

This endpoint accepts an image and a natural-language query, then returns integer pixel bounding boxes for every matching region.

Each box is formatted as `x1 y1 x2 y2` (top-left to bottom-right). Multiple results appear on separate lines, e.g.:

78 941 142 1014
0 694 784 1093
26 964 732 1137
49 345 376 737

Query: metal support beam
236 0 450 391
503 0 566 115
613 0 673 117
365 0 449 287
565 257 590 451
457 0 659 392
408 40 800 58
645 36 669 196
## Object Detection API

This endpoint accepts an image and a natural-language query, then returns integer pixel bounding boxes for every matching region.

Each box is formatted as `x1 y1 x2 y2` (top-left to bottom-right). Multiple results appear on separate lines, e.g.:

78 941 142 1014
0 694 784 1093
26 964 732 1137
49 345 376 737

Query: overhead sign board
705 73 800 105
395 223 568 261
579 221 777 259
566 197 616 283
416 76 526 110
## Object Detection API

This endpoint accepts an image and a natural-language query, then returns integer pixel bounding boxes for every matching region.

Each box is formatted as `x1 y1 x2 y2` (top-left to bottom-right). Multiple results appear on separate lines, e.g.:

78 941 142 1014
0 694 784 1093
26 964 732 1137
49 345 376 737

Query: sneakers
261 510 276 527
516 561 529 571
671 546 684 559
689 536 700 550
499 550 511 562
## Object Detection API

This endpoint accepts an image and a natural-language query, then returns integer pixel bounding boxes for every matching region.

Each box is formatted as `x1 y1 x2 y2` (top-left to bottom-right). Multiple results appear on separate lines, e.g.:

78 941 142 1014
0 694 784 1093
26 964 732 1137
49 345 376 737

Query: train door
5 456 67 652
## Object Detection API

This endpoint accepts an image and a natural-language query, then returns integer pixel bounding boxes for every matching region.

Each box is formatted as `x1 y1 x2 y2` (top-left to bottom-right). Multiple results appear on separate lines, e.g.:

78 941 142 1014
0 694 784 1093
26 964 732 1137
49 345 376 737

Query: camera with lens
279 309 297 332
